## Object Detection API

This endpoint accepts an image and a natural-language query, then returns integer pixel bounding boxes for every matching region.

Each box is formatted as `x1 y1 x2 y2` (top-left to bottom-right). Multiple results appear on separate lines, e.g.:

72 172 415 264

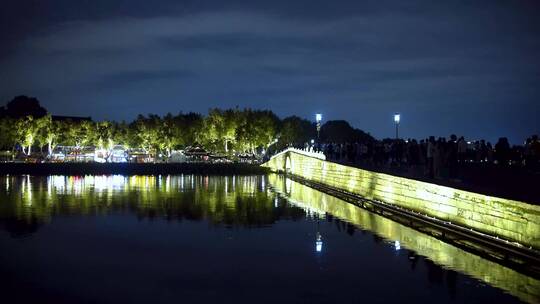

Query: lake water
0 174 537 303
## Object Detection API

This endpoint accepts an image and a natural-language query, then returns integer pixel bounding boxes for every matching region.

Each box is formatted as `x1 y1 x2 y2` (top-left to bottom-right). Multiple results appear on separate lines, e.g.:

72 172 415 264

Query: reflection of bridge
262 149 540 264
268 174 540 304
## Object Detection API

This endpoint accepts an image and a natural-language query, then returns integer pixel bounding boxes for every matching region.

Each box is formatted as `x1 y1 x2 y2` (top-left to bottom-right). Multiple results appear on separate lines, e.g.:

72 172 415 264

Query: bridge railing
268 147 326 161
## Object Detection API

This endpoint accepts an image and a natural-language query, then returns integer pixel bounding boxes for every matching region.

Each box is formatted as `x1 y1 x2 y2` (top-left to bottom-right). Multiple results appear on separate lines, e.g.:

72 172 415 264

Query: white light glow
394 113 400 123
315 113 322 122
316 241 322 252
316 232 323 253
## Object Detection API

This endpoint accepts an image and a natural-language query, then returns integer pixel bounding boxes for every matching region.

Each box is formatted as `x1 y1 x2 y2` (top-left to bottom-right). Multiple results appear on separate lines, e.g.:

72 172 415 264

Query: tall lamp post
394 113 400 139
315 113 322 140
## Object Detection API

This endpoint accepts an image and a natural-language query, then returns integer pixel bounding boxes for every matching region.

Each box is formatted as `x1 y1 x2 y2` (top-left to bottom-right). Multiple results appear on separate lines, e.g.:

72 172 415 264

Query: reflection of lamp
316 232 323 253
315 114 322 140
315 212 323 253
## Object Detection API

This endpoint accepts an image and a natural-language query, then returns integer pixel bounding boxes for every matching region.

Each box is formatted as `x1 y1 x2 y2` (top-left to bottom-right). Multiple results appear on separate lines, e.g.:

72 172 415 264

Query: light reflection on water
0 175 294 236
269 174 540 304
0 174 537 303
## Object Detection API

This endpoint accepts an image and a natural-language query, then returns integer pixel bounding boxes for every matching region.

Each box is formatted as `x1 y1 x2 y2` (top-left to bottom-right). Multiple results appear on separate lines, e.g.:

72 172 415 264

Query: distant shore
0 162 269 176
2 161 538 204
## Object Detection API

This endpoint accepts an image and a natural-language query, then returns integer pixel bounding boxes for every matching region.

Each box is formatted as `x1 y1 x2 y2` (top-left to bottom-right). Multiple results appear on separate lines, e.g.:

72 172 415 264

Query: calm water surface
0 174 537 303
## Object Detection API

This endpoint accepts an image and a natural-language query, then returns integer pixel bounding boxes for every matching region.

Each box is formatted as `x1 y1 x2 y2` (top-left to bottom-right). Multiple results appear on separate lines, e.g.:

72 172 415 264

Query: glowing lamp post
394 113 400 139
315 113 322 140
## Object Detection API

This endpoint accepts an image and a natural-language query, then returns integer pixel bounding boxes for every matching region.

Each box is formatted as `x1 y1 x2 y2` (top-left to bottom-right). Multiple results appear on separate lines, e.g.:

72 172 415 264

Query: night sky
1 1 539 144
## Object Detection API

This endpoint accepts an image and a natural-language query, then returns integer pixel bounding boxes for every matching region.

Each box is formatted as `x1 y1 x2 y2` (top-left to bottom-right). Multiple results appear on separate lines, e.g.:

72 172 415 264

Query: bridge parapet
262 150 540 250
263 147 325 174
269 147 326 161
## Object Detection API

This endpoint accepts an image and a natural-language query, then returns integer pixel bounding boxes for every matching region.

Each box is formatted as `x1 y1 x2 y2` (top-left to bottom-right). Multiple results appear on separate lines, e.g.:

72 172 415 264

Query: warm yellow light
262 149 540 250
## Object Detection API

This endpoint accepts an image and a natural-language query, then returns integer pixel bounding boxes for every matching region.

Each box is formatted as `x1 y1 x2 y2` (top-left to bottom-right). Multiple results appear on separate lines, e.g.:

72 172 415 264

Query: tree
320 120 374 143
113 121 132 149
200 109 221 150
236 109 279 154
64 120 96 148
252 110 279 151
3 96 47 118
278 116 316 148
161 113 177 157
222 109 240 153
0 117 17 151
94 121 117 161
131 114 162 157
36 115 63 156
173 112 203 148
15 116 40 155
202 108 240 153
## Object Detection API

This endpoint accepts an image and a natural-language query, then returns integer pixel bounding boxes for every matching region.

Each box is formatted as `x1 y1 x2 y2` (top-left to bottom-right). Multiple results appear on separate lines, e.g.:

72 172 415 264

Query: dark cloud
98 69 196 88
1 0 539 143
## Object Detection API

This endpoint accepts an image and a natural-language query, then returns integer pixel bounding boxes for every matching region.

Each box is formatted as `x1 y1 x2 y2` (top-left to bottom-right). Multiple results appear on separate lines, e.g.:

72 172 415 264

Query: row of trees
0 109 283 157
0 96 375 159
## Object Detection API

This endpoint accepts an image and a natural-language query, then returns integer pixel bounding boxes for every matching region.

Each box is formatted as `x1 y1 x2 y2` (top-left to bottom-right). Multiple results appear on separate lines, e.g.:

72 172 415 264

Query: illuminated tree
36 115 63 156
161 113 177 157
93 120 118 161
203 108 240 153
236 109 279 154
0 100 384 161
64 120 96 148
113 121 132 149
200 109 220 150
251 110 279 151
131 114 162 157
15 116 40 155
222 109 240 153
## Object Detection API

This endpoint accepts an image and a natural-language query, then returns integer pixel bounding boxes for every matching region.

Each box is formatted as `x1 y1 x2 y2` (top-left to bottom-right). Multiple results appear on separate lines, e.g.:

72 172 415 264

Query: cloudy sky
1 0 539 143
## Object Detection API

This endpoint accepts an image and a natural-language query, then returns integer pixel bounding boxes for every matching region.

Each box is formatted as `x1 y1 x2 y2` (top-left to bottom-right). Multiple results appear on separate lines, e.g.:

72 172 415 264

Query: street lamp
315 113 322 140
394 113 400 139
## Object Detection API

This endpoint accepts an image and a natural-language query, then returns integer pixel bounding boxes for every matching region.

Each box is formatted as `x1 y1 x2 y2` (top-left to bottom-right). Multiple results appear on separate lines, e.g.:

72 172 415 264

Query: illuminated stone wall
263 151 540 249
268 174 540 304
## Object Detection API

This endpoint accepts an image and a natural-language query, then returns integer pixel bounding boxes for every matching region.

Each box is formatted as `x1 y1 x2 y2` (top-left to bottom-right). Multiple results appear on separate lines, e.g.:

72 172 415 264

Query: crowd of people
305 135 540 181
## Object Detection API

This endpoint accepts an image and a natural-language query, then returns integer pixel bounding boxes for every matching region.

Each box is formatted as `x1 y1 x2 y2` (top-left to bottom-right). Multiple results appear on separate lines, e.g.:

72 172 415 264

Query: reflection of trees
0 175 306 236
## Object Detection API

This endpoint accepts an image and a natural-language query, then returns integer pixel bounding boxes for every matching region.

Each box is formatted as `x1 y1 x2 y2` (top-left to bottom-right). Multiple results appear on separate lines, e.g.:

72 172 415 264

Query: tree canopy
0 95 376 158
320 120 375 144
0 95 47 118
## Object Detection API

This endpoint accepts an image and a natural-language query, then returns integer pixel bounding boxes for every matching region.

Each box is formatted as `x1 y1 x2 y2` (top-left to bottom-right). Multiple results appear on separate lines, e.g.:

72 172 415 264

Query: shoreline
0 163 269 176
2 162 538 204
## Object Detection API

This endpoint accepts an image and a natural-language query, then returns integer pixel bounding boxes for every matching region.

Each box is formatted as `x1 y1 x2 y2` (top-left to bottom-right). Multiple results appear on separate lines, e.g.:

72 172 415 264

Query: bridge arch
284 153 293 174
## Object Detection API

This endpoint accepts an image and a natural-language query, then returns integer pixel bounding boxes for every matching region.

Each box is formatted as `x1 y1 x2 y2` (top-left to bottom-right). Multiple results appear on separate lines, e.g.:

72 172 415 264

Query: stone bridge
262 148 540 250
